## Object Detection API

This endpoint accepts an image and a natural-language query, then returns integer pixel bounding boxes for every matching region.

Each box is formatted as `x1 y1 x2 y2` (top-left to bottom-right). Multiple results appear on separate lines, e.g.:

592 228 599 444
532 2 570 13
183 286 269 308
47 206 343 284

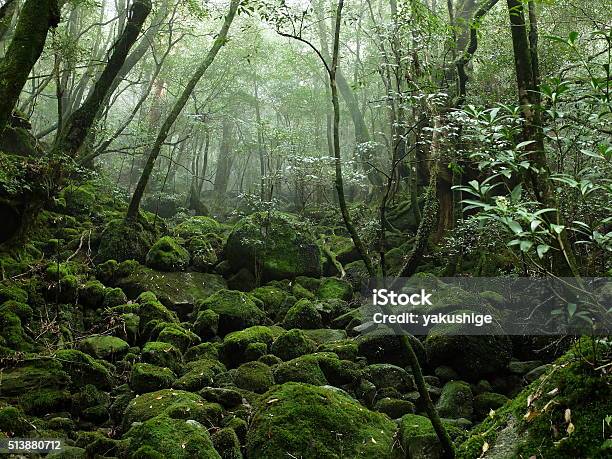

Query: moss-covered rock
211 427 242 459
184 342 219 362
233 361 274 394
102 287 128 307
225 211 322 281
199 387 243 408
366 363 416 392
317 339 358 361
436 380 473 420
357 331 426 368
146 236 190 272
173 216 221 240
282 298 322 329
424 324 512 381
78 335 129 361
137 292 179 332
21 387 72 414
174 358 225 392
96 218 156 263
0 308 32 350
246 382 398 458
399 413 463 459
457 338 612 459
250 285 294 320
473 392 509 421
273 352 361 386
54 349 112 390
196 290 266 337
220 325 279 367
130 363 177 394
0 359 69 397
270 328 317 361
155 323 200 353
374 397 415 419
317 277 353 301
124 415 221 458
141 340 182 374
188 236 219 271
80 279 106 308
0 405 31 435
193 309 219 340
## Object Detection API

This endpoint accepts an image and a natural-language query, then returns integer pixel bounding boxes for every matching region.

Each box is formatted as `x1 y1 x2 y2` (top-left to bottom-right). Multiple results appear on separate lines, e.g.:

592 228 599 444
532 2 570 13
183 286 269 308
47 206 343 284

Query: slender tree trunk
506 0 580 277
214 119 234 194
0 0 60 134
126 0 240 221
52 0 152 159
0 0 19 44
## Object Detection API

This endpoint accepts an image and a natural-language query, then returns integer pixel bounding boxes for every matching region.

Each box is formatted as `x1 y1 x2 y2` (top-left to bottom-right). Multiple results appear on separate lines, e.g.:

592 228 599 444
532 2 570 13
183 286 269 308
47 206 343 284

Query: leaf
511 184 523 202
482 441 489 455
564 408 572 423
537 244 550 258
524 409 539 422
551 224 565 234
531 220 541 232
567 303 577 317
520 240 534 252
516 140 536 150
568 31 579 43
508 220 523 234
567 422 575 435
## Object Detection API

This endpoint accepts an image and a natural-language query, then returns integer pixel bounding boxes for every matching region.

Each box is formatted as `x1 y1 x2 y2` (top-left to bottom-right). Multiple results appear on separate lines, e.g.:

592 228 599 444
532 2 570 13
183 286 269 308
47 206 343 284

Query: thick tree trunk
213 119 234 194
0 0 59 134
52 0 152 159
0 0 19 44
126 0 240 221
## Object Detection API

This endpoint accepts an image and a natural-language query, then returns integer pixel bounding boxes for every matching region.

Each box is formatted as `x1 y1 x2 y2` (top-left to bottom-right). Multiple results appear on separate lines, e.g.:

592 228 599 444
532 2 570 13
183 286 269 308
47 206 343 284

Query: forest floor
0 179 610 459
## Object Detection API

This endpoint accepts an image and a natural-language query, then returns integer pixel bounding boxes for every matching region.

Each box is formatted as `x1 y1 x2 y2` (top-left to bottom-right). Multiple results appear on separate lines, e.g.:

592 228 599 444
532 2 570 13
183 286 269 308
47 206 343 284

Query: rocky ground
0 181 610 458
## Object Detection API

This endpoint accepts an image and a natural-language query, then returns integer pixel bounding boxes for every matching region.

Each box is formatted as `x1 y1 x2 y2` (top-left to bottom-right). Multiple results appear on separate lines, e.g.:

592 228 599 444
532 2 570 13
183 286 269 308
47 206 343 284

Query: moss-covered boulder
0 405 30 435
282 298 322 329
270 329 317 361
79 279 106 308
374 398 416 419
0 359 69 397
246 382 398 458
317 277 353 301
122 389 220 430
436 380 473 420
54 349 112 389
130 363 177 394
457 338 612 459
146 236 190 271
273 352 361 386
225 211 322 281
220 325 279 367
250 285 295 321
195 290 266 337
155 323 200 353
173 216 221 240
473 392 509 421
399 414 463 459
424 324 512 381
366 364 416 393
233 361 274 394
96 218 156 263
141 341 182 374
124 415 221 458
211 427 242 459
175 359 224 391
78 335 129 361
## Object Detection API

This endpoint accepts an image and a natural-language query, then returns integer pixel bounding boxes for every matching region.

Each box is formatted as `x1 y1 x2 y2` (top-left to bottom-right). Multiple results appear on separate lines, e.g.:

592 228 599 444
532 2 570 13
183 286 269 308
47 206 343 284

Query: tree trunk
52 0 152 159
214 119 234 194
0 0 19 44
126 0 240 221
506 0 580 277
0 0 60 134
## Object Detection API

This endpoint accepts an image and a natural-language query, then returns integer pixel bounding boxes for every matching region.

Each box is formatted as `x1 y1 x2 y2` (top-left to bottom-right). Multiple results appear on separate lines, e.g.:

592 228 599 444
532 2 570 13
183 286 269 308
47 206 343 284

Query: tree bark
126 0 240 221
0 0 60 134
213 119 234 194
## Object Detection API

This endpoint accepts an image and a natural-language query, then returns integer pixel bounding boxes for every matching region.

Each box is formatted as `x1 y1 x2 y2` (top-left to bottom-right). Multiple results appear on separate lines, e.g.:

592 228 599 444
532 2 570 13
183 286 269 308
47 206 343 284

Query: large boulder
195 290 266 337
145 236 190 271
96 218 156 263
246 382 398 458
225 211 322 281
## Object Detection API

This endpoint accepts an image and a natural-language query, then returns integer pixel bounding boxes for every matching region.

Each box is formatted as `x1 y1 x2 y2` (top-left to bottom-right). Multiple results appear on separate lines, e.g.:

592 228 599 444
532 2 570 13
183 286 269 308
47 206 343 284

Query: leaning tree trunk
52 0 152 159
0 0 60 134
126 0 240 221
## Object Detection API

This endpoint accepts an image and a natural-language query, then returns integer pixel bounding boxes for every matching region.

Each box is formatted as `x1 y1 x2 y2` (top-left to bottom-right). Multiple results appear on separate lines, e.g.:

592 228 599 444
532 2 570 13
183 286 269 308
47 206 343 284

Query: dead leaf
267 398 279 404
564 408 571 423
567 422 575 435
524 409 539 422
489 409 496 418
547 388 559 396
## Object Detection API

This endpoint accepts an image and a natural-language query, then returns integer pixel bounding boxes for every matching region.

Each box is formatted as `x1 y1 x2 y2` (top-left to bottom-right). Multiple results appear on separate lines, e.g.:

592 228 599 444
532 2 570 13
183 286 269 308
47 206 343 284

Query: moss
184 342 219 362
146 236 190 272
244 341 267 361
137 292 179 330
80 279 106 308
436 380 474 420
367 364 415 392
457 338 612 459
282 298 322 329
424 320 512 381
60 184 97 216
220 325 279 367
212 427 242 459
193 309 219 340
96 218 156 263
374 398 415 419
156 323 200 353
122 389 218 429
0 405 30 435
75 431 127 457
78 335 129 361
270 329 317 361
317 277 353 301
225 211 322 281
246 382 398 458
21 388 72 415
102 287 127 307
0 308 32 350
199 387 243 408
473 392 509 420
174 359 222 391
195 289 265 337
302 328 347 344
71 384 110 421
400 414 464 458
124 415 221 459
47 446 86 458
0 359 70 397
130 363 176 394
0 282 28 303
141 341 182 373
249 285 293 320
54 349 112 389
233 361 274 394
273 352 360 386
291 282 316 300
188 237 219 271
317 339 358 361
173 216 221 240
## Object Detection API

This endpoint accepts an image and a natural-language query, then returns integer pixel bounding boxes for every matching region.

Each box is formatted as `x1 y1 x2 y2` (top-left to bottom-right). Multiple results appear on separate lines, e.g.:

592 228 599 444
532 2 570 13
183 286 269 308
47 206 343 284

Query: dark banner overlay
358 277 611 336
